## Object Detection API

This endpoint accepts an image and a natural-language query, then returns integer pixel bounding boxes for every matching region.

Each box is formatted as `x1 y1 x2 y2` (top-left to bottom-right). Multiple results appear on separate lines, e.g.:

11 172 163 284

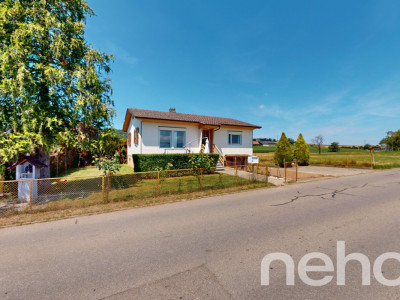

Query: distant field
253 146 276 153
254 147 400 169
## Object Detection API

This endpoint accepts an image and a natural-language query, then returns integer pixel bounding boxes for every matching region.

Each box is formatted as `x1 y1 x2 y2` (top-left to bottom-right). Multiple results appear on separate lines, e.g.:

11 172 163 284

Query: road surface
1 169 400 299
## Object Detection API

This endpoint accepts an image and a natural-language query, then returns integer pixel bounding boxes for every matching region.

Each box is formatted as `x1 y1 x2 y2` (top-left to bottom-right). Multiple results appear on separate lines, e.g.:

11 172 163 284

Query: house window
134 128 139 145
160 130 172 148
159 129 186 148
229 134 241 145
174 131 186 148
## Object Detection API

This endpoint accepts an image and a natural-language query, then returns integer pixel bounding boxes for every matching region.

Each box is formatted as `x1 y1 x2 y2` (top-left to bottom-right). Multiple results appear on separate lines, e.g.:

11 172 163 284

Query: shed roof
8 156 48 170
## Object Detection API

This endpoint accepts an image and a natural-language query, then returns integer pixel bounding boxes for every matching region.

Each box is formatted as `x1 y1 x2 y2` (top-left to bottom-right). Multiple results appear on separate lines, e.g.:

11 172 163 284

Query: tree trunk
38 147 51 179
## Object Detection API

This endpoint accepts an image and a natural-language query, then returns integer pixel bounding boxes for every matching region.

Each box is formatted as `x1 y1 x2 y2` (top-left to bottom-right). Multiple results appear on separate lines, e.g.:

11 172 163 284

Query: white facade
126 115 254 166
214 128 253 156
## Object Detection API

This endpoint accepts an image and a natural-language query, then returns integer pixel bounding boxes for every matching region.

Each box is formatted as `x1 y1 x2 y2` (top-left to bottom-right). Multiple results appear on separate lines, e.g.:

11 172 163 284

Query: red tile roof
8 156 48 170
125 108 261 130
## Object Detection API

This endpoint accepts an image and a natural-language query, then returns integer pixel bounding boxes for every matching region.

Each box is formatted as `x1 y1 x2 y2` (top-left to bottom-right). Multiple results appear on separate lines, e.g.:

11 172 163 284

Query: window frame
159 128 187 149
159 130 172 148
228 133 242 145
174 131 186 148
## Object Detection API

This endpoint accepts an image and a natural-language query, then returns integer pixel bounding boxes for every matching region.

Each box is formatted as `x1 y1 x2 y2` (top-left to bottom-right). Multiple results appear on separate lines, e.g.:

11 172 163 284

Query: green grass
61 165 134 178
0 172 272 226
255 149 400 168
253 146 276 153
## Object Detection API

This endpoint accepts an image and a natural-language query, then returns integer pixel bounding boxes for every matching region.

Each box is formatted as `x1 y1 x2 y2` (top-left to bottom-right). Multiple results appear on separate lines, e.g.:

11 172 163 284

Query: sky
85 0 400 145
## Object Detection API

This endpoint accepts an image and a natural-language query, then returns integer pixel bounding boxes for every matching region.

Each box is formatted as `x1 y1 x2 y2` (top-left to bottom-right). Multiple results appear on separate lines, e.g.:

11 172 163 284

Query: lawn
61 164 134 178
255 149 400 168
0 172 272 226
253 146 276 153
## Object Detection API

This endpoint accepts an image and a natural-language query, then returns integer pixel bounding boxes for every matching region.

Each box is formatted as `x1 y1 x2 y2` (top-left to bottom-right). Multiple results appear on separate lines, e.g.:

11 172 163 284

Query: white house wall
214 128 253 156
126 115 254 163
141 122 202 154
127 116 142 166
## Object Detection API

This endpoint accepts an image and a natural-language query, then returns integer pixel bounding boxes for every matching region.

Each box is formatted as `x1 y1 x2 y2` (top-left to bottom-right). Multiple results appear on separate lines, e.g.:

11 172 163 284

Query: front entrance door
202 129 214 152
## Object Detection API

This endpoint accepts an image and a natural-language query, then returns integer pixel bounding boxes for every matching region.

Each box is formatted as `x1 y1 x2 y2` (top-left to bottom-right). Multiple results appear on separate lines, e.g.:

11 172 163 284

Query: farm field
254 147 400 169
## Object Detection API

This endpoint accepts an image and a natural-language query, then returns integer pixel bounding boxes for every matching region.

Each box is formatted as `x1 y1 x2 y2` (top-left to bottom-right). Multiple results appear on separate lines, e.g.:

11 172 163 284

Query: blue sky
86 0 400 145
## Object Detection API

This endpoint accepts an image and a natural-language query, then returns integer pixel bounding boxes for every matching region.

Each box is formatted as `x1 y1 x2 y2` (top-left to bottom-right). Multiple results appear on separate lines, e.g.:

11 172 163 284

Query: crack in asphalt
271 184 367 207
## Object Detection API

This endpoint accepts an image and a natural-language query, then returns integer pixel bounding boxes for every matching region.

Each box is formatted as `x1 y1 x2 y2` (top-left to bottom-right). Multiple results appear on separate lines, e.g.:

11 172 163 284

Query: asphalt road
1 169 400 299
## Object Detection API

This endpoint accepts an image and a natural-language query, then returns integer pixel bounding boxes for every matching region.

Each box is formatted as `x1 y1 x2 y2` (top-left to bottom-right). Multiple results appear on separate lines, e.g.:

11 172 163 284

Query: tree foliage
312 135 324 154
294 133 310 166
274 132 293 167
0 0 114 167
328 142 340 152
380 130 400 151
93 153 121 175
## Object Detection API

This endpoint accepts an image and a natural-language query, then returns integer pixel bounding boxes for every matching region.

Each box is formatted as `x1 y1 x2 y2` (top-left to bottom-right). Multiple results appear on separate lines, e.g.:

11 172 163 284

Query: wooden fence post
235 166 238 186
200 168 203 191
157 171 160 196
284 160 287 182
102 175 105 203
265 164 268 184
296 161 298 182
29 179 33 213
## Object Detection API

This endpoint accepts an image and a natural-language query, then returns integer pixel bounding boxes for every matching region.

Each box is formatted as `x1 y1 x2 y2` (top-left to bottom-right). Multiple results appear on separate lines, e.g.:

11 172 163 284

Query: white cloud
259 104 265 109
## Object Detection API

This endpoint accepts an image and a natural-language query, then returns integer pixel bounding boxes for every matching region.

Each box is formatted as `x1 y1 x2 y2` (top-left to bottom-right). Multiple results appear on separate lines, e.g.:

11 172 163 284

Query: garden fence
0 166 271 218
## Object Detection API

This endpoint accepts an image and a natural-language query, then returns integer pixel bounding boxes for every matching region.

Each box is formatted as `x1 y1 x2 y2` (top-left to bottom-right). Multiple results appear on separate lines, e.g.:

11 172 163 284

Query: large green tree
293 133 310 166
0 0 114 176
380 130 400 151
274 132 293 167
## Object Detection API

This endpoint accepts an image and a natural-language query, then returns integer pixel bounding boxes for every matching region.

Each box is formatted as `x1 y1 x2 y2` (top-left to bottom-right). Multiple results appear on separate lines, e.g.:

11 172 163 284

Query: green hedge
132 153 219 172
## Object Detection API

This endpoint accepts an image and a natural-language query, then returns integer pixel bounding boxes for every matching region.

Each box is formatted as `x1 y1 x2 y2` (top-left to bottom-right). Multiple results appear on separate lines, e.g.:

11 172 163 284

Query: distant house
259 141 276 147
253 140 261 146
122 108 261 167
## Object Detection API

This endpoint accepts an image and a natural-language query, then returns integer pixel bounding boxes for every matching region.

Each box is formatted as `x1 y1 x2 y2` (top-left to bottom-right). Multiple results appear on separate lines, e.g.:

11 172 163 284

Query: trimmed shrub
274 132 293 167
294 133 310 166
132 153 219 172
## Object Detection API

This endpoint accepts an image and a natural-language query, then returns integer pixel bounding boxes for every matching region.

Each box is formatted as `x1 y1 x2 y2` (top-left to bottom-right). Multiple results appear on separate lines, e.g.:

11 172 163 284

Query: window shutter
128 132 132 147
134 128 139 144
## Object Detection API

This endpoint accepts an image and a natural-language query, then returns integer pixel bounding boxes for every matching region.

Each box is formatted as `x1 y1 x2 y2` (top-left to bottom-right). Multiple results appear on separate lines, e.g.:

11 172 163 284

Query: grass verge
0 173 273 228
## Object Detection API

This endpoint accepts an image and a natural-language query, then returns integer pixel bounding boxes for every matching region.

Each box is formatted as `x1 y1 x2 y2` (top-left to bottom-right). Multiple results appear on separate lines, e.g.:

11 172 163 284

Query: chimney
169 107 176 113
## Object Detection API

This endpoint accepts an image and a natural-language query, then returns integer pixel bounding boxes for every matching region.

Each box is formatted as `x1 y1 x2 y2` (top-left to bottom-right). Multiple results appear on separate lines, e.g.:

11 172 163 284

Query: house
122 108 261 167
253 140 262 146
259 140 277 147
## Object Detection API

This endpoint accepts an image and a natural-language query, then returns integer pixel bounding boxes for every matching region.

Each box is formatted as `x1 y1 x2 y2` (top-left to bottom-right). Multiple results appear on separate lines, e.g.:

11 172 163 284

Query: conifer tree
294 133 310 166
274 132 293 167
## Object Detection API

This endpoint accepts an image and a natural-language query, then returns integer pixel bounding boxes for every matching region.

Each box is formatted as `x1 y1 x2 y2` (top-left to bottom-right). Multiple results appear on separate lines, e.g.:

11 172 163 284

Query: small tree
312 135 324 154
294 134 310 166
363 144 371 150
274 132 293 167
93 153 121 176
328 142 340 152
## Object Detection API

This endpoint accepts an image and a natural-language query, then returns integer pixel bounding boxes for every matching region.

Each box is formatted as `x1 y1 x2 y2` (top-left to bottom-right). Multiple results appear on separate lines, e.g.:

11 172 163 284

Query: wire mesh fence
0 167 269 218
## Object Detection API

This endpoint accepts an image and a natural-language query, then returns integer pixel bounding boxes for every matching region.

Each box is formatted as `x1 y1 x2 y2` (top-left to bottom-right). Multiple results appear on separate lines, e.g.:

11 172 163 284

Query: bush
274 132 293 167
294 133 310 166
132 153 219 172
